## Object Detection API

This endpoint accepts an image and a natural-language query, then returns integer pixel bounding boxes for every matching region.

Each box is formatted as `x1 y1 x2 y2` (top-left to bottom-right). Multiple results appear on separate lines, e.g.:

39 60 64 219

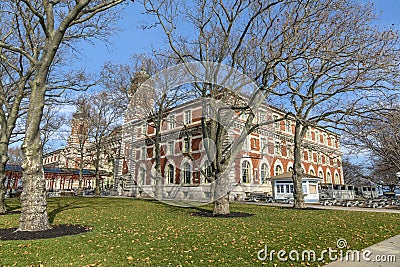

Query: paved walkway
324 234 400 266
245 201 400 213
245 202 400 266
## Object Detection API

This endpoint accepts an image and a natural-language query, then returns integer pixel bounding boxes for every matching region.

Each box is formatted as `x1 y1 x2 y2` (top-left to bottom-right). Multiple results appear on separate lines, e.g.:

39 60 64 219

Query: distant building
43 110 120 192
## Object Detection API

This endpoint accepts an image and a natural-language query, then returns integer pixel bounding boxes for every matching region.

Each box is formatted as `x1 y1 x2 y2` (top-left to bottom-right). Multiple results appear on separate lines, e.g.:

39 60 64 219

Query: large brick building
115 71 344 201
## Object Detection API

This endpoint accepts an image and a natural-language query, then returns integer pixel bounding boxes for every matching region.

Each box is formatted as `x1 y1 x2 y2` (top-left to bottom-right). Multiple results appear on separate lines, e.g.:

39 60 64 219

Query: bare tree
344 100 400 191
41 104 68 153
64 104 91 195
79 91 124 197
0 0 128 231
145 0 316 214
0 48 33 213
370 161 400 193
146 0 400 212
342 158 368 186
257 0 400 208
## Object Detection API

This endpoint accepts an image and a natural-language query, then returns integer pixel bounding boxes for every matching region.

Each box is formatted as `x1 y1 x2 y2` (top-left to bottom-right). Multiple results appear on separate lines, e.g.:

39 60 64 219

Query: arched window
260 163 268 184
183 162 191 184
288 166 293 172
241 161 251 183
310 169 315 176
327 172 332 183
275 165 283 176
334 173 340 184
167 164 174 184
318 171 324 179
139 167 146 185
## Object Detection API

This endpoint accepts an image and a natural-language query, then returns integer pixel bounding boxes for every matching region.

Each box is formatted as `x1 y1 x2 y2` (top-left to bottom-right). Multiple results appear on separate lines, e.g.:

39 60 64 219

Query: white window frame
168 114 175 129
142 123 147 136
275 165 283 176
241 160 251 183
184 110 191 125
141 147 146 160
273 115 279 130
167 164 174 184
182 162 191 184
327 172 332 183
306 128 311 139
167 141 174 155
260 137 267 153
315 130 320 143
274 142 281 156
260 163 268 184
183 138 190 153
285 120 291 133
334 173 340 184
317 153 322 164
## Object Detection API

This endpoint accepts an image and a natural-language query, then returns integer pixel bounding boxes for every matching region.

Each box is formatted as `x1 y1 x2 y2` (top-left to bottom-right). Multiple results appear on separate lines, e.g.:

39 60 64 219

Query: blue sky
76 0 400 75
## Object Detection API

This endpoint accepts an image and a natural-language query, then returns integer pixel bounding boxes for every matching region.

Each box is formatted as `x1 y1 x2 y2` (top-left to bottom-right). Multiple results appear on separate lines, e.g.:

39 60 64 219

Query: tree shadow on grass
277 206 323 211
47 199 96 223
0 201 22 215
139 198 255 218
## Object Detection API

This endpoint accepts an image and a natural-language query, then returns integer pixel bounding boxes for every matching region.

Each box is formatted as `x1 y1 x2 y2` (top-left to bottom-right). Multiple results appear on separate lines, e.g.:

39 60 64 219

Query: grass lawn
0 197 399 266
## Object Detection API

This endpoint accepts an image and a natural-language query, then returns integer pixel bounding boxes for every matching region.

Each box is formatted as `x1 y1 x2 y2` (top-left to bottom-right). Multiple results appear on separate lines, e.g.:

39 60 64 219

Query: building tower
67 108 89 147
126 66 153 122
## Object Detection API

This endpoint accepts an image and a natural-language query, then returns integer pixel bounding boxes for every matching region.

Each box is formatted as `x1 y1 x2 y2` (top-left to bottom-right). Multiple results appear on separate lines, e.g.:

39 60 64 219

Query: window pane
242 161 250 183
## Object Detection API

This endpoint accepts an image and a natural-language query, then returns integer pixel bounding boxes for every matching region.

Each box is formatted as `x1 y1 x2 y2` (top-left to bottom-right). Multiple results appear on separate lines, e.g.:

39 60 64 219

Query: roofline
125 93 341 137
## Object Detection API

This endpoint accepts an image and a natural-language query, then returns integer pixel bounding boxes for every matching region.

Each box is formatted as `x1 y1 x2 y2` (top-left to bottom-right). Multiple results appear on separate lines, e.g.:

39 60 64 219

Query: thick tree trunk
18 73 52 231
213 195 230 215
213 174 230 215
19 127 51 231
293 122 306 209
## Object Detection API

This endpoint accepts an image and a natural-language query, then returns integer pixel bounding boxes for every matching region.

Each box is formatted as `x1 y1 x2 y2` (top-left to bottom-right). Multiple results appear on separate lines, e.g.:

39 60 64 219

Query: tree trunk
77 150 84 195
292 122 306 209
213 174 230 215
77 172 83 196
0 142 9 213
95 151 101 197
0 159 7 213
19 121 51 230
154 125 162 200
95 171 101 196
18 75 51 231
213 195 230 215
